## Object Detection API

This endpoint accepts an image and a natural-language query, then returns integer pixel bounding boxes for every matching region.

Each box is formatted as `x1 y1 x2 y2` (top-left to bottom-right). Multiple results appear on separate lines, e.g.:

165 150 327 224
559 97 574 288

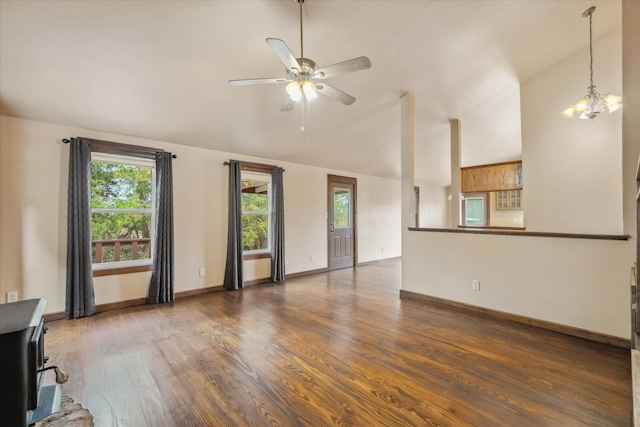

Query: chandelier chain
562 5 621 119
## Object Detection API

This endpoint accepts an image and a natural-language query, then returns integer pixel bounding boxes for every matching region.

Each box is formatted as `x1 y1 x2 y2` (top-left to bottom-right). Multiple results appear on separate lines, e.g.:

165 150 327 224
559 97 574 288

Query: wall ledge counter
408 227 630 241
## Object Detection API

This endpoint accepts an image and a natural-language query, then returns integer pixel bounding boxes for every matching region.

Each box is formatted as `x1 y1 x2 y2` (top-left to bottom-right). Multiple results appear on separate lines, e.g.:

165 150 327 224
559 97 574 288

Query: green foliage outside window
242 192 269 251
91 162 152 210
333 190 350 228
465 198 485 225
91 160 153 262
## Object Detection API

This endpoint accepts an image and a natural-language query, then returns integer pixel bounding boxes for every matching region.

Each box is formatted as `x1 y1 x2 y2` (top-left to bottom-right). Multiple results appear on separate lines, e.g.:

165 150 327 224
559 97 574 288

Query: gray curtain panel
223 160 244 290
147 152 175 304
271 167 285 282
65 138 96 319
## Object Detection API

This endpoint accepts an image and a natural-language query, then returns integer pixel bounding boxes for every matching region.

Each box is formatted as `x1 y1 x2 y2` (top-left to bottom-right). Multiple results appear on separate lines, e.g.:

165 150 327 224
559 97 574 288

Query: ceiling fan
228 0 371 112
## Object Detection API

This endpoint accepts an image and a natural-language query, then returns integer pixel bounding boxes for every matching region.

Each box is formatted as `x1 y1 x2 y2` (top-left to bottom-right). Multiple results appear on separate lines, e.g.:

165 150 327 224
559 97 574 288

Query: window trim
462 192 489 226
93 264 152 277
90 152 156 271
243 252 271 261
240 167 273 256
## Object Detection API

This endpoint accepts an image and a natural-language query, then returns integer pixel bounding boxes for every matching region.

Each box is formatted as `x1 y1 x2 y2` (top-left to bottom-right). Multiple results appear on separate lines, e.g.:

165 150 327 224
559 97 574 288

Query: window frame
90 152 156 273
462 192 489 226
240 168 272 258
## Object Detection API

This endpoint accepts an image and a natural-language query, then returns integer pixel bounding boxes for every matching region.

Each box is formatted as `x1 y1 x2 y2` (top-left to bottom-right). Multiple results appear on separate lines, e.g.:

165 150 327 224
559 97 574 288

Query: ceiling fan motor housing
289 57 319 80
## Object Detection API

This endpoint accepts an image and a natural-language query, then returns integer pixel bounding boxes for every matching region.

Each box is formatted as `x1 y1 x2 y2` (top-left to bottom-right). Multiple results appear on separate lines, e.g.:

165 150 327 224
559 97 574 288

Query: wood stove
0 299 61 426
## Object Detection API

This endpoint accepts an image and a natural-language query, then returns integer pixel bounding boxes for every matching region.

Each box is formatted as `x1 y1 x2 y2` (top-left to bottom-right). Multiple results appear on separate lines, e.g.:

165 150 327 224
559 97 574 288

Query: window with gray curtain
66 138 95 318
223 160 243 290
223 160 285 290
147 151 175 304
270 167 285 282
90 153 155 269
65 137 175 318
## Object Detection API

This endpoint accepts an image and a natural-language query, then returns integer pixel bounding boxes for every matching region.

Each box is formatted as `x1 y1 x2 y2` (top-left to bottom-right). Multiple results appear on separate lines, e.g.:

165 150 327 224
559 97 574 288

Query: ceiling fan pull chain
301 96 305 131
306 95 311 130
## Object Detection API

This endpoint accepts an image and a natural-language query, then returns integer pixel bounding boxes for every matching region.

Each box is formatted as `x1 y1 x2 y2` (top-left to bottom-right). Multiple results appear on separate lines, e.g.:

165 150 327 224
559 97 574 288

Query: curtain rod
224 160 284 172
62 138 177 159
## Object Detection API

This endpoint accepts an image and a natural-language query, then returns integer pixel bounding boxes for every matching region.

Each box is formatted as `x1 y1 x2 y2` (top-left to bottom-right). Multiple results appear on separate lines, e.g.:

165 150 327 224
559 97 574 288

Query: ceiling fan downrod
297 0 307 133
298 0 304 59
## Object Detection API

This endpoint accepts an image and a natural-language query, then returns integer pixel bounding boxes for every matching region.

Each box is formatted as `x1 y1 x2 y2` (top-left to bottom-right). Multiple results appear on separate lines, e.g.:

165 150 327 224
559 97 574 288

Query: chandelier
562 6 621 120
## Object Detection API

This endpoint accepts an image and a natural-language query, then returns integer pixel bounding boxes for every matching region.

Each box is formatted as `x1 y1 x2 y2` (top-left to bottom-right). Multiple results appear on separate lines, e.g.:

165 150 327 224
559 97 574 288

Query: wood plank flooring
43 261 631 426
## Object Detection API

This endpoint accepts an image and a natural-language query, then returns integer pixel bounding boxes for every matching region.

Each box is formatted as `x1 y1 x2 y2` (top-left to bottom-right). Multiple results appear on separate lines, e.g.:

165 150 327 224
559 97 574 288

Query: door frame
327 174 358 270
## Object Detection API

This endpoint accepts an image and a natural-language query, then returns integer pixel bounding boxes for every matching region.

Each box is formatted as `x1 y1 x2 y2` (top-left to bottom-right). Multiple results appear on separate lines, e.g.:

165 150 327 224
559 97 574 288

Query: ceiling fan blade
315 83 356 105
266 38 301 72
315 56 371 79
228 78 288 86
281 97 296 112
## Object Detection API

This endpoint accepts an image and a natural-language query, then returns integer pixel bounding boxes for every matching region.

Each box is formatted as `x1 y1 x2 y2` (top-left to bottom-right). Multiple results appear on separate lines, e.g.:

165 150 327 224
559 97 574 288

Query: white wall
522 28 623 235
402 26 634 339
415 182 448 228
403 232 631 337
0 115 401 314
622 0 640 263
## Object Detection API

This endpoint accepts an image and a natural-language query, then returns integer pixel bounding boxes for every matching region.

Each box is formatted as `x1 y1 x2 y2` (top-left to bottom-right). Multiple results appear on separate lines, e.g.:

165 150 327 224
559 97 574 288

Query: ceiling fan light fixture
562 6 621 120
227 0 371 113
302 80 317 101
286 81 302 101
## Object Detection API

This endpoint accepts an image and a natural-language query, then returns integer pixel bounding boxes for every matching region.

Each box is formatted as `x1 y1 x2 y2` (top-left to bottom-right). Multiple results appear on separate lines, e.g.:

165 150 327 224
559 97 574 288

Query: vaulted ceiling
0 1 621 186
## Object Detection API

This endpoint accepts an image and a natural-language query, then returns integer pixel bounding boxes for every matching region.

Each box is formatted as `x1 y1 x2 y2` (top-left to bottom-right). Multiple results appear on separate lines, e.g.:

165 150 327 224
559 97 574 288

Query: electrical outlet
7 291 18 303
472 280 480 291
199 268 205 277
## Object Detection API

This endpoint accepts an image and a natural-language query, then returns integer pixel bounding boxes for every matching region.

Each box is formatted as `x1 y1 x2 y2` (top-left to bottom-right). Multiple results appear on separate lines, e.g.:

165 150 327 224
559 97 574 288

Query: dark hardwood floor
43 261 631 426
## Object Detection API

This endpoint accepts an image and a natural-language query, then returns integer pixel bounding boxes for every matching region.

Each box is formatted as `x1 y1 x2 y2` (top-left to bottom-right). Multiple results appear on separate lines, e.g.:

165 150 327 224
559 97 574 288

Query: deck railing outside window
92 238 151 264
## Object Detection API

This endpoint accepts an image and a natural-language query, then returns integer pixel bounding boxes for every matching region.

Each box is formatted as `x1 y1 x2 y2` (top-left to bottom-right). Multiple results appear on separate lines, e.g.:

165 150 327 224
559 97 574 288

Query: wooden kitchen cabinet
461 161 522 193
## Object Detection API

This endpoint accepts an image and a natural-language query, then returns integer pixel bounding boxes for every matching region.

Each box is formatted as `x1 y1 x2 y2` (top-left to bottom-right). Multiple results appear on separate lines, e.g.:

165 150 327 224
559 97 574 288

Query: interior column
449 119 462 228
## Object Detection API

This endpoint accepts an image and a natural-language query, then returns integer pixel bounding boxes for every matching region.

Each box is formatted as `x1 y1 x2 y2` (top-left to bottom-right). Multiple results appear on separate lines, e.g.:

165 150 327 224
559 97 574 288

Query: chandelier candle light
562 6 621 120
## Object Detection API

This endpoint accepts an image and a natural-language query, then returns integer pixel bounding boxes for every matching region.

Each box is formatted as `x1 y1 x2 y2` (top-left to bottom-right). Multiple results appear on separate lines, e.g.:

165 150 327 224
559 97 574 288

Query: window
462 193 488 226
241 170 272 254
90 153 155 269
333 187 351 228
